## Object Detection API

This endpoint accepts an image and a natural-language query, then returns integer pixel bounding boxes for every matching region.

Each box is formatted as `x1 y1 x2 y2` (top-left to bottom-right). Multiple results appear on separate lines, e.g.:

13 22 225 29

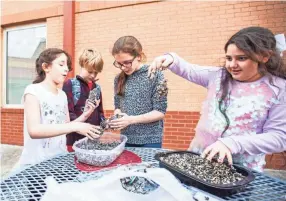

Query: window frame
2 23 47 108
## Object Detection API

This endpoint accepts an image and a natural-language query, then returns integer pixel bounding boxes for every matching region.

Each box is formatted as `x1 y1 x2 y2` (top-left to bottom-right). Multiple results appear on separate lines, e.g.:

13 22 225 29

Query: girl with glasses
109 36 168 148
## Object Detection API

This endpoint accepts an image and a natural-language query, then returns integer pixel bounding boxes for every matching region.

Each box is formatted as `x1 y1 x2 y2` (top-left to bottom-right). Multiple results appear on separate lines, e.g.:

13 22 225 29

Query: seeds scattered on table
121 176 159 194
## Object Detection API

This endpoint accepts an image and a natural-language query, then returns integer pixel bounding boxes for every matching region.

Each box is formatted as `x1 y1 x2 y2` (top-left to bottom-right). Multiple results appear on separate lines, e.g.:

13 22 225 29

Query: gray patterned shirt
114 65 168 144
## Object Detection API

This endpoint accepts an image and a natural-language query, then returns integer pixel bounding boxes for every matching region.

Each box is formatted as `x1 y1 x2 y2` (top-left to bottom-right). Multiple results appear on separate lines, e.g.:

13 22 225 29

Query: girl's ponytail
116 71 127 96
33 57 46 84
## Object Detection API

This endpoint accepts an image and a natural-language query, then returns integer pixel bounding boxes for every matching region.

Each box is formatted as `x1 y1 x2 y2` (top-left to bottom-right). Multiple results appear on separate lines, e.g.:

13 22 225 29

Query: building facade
1 1 286 169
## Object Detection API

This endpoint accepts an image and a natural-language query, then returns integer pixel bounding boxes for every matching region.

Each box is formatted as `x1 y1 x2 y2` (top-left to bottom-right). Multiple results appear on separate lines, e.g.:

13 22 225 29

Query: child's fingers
94 99 101 107
90 125 101 132
162 59 172 69
85 132 95 140
108 121 120 127
226 151 233 165
206 149 218 162
148 58 163 79
87 130 100 139
156 58 164 70
86 100 95 107
217 151 226 163
201 145 212 158
86 135 93 140
111 125 124 130
86 100 96 109
148 61 158 78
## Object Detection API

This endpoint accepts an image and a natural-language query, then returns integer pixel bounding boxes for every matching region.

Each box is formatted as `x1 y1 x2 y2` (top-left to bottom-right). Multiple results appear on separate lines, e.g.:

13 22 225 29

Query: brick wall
2 1 285 111
47 17 63 49
74 0 286 112
0 26 2 106
1 0 63 25
1 108 24 146
1 108 285 170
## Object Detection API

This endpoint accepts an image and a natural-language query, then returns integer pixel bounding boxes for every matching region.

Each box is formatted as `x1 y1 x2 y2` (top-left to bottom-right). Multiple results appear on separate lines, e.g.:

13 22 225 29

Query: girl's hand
114 109 122 115
82 100 96 119
108 113 133 130
72 122 101 140
201 141 233 165
148 54 174 79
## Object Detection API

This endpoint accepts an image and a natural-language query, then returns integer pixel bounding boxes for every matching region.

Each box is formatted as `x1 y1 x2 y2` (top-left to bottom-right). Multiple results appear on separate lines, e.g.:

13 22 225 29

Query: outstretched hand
148 54 174 79
72 122 101 140
201 141 233 165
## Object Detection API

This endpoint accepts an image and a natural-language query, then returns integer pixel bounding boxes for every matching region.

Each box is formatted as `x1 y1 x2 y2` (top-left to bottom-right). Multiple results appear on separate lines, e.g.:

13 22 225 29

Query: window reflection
6 25 46 104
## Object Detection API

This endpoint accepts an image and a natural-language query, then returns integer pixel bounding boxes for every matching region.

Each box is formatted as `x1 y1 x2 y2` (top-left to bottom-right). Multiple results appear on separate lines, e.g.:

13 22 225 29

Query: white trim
2 30 7 107
2 104 24 109
2 23 46 108
3 23 46 32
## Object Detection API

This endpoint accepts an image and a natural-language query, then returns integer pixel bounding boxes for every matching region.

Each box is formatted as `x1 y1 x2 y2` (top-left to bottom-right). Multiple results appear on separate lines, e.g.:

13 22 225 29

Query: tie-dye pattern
190 76 277 171
167 53 286 172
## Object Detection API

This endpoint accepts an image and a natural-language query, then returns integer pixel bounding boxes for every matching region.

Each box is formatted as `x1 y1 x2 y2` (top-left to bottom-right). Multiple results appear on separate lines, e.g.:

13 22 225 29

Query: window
3 24 46 106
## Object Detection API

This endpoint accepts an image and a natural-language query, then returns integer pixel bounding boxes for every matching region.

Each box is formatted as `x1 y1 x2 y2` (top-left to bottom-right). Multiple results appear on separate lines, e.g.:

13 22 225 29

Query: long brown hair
33 48 72 84
112 36 146 96
219 26 286 135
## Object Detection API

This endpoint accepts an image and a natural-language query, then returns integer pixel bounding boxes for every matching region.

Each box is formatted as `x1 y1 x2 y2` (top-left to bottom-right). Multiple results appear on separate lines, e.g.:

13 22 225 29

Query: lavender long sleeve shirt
168 53 286 171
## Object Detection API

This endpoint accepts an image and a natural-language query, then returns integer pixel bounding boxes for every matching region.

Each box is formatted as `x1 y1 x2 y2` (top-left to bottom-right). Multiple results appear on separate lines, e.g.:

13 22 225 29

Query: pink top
168 53 286 171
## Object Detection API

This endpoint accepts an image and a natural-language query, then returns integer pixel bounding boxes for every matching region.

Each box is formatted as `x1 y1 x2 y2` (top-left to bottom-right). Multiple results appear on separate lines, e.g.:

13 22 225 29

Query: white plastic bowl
73 133 127 166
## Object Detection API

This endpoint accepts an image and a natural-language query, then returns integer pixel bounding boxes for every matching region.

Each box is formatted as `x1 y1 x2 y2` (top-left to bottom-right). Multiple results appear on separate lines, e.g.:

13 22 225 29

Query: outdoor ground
1 144 285 181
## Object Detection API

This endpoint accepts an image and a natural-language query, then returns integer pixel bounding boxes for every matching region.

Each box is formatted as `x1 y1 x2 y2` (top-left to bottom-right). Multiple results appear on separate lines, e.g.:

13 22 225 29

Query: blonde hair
79 48 103 73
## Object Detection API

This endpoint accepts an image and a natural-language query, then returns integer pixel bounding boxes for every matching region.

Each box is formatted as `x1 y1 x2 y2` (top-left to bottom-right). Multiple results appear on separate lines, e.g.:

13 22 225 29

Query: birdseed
160 153 244 185
75 139 121 150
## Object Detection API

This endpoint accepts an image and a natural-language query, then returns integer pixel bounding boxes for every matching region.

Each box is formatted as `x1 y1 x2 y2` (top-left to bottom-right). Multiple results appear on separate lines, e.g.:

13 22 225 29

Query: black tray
155 151 255 196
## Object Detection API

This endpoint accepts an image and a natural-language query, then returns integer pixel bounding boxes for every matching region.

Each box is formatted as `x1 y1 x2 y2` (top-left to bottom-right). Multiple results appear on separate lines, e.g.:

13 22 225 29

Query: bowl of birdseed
155 151 255 196
73 133 127 166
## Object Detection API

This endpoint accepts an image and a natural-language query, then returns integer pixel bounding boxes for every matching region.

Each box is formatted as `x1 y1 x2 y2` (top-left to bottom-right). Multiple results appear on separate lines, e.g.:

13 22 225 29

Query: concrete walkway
1 144 285 181
0 144 23 180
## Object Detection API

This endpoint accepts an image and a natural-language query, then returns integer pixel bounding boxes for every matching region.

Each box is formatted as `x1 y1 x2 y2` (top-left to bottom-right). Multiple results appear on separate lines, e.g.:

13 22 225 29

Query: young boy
63 49 104 150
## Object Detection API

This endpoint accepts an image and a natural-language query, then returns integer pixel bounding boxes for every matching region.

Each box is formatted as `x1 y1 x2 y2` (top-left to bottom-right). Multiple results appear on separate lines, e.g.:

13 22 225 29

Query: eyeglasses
113 55 137 69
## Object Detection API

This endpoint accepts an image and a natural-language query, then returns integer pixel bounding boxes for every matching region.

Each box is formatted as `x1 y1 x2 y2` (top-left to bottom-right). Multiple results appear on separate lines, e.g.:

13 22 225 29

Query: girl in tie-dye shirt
148 27 286 172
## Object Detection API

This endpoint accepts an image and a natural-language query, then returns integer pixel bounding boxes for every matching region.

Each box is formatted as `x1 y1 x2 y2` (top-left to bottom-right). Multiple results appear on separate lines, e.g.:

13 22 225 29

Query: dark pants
66 133 84 146
125 143 162 148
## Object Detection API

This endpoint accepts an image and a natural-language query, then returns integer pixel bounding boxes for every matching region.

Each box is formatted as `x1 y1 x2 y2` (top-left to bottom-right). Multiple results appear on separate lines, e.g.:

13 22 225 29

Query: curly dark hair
219 27 286 134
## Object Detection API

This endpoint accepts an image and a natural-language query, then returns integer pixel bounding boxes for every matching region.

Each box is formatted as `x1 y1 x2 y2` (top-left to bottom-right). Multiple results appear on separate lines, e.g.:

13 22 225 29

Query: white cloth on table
41 167 196 201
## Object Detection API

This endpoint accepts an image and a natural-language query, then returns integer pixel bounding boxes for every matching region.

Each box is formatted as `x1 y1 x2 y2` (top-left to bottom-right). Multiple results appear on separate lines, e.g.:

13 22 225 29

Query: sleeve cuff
165 52 179 72
218 137 241 154
153 108 167 115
